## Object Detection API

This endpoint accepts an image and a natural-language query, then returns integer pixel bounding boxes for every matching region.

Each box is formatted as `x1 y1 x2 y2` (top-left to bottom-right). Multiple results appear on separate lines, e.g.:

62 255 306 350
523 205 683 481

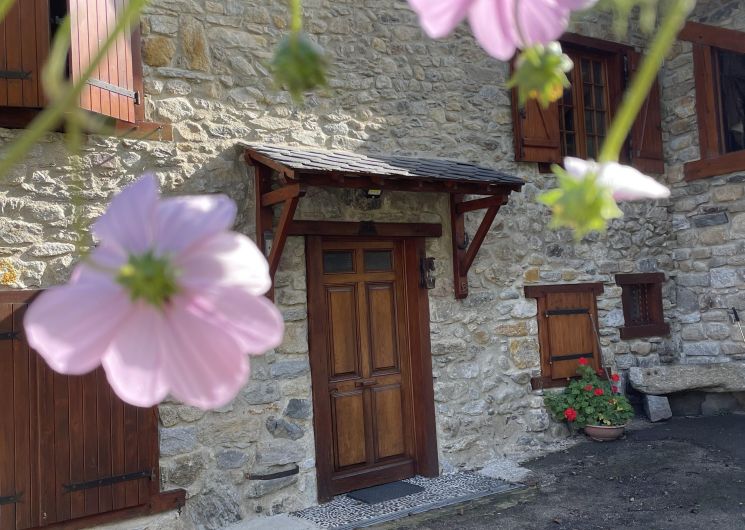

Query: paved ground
373 415 745 530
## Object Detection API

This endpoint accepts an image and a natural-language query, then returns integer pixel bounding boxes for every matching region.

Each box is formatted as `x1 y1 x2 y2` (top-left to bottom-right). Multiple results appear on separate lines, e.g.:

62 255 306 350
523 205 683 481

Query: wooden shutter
0 291 176 529
628 50 665 174
525 283 604 389
0 0 49 108
69 0 141 123
512 96 562 164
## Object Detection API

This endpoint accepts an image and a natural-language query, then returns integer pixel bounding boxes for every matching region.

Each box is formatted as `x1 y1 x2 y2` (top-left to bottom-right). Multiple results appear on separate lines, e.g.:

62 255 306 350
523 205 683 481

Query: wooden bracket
254 166 306 297
450 194 507 299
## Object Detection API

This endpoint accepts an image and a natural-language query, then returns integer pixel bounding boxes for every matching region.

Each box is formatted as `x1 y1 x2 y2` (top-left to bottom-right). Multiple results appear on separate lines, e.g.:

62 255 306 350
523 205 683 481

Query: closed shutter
69 0 141 123
525 283 604 389
0 291 162 529
542 291 601 380
512 96 562 164
628 50 665 174
0 0 50 108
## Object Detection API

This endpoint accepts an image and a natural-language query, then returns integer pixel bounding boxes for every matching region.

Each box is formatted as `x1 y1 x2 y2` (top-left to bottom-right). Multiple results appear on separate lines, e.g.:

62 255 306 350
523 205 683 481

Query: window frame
681 21 745 181
615 272 670 339
0 0 170 139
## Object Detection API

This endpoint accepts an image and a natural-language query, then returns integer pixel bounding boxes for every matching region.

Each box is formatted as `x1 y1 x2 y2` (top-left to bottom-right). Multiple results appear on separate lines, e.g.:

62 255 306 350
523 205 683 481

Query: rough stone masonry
0 0 744 528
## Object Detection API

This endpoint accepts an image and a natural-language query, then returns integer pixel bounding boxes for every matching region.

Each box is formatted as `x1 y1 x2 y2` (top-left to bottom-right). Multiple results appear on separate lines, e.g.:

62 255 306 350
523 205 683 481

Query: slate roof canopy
242 143 524 192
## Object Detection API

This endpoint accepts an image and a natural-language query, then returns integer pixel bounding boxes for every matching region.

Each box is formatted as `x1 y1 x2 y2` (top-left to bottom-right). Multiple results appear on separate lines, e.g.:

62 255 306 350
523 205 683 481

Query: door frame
306 235 439 502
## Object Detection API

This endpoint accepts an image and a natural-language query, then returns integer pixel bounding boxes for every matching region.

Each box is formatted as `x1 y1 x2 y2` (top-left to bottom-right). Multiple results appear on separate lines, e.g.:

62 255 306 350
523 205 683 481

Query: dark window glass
323 251 354 273
718 50 745 153
363 250 393 271
628 284 651 325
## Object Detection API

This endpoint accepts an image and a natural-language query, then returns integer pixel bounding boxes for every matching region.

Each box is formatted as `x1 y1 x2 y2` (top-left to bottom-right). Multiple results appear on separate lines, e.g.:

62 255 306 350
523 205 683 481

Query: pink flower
406 0 597 60
564 157 670 201
24 175 284 410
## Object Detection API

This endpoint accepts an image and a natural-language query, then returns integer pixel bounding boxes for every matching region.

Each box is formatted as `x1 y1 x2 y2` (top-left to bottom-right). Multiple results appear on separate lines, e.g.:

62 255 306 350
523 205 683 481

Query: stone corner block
643 395 672 422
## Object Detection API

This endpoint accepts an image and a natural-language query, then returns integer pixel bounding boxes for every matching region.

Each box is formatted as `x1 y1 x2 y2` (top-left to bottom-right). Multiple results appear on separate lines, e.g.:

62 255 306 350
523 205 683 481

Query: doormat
347 481 425 504
291 471 522 529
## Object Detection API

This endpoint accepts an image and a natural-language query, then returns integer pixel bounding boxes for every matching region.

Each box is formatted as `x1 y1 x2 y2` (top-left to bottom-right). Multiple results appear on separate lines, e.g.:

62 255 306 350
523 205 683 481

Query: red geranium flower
578 358 588 366
564 407 577 422
583 384 593 391
597 369 605 376
611 373 620 382
594 388 604 396
612 385 619 393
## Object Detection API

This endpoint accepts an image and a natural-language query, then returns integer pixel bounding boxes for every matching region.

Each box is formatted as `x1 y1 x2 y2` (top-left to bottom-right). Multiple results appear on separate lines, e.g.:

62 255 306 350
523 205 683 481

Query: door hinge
0 492 22 505
63 470 152 493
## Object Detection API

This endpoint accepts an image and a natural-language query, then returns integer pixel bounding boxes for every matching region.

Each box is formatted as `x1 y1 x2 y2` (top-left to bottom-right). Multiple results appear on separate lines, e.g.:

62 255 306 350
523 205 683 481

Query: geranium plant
544 359 634 429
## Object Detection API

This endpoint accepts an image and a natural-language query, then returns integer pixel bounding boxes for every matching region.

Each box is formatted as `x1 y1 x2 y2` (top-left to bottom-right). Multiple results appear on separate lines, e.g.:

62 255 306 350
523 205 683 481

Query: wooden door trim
306 236 438 502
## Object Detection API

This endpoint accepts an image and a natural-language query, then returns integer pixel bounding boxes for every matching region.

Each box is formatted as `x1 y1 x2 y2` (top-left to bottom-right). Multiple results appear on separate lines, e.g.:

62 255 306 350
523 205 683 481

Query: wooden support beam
451 195 505 299
455 195 506 214
254 165 274 262
268 195 299 278
287 221 442 238
462 205 500 272
261 184 306 207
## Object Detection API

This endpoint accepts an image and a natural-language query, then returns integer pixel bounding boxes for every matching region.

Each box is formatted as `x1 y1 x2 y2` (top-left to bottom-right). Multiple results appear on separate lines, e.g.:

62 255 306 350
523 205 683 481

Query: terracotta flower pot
584 424 625 442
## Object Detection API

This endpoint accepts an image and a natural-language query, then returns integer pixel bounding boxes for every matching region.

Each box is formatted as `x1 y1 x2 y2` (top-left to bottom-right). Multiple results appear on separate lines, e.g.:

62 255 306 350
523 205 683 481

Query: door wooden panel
308 238 437 501
372 385 406 460
331 392 367 469
326 285 360 378
366 283 398 373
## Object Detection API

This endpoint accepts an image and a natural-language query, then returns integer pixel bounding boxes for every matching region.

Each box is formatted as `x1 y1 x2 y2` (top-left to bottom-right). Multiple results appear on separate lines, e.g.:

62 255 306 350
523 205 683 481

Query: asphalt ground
373 415 745 530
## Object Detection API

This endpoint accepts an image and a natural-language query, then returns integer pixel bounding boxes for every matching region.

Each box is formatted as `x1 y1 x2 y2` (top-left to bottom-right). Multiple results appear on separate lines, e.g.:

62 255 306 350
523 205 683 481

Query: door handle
355 379 378 388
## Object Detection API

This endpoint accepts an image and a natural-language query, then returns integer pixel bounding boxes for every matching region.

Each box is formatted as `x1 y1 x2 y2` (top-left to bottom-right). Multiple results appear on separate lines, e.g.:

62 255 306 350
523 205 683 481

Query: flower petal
517 0 570 48
598 162 671 201
155 194 237 256
176 232 271 295
159 296 251 409
563 156 598 179
101 304 170 407
92 175 158 255
407 0 474 39
192 285 285 354
24 274 131 375
556 0 597 9
467 0 519 61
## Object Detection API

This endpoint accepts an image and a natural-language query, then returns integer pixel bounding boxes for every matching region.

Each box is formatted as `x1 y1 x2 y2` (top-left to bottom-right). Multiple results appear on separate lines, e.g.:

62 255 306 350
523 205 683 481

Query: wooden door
307 238 434 501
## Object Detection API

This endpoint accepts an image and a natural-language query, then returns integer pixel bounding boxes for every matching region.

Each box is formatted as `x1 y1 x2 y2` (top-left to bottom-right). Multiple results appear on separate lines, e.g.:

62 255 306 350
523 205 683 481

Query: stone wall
663 1 745 364
1 0 741 526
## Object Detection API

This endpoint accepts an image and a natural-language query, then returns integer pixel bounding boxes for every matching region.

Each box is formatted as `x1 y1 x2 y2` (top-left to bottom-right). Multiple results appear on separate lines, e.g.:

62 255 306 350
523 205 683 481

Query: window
524 283 605 389
559 50 611 160
615 273 670 339
512 34 664 174
0 0 165 136
681 22 745 180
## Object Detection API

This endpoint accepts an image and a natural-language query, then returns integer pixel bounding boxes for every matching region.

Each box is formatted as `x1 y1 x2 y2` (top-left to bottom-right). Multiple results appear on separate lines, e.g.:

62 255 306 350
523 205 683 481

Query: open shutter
69 0 140 123
0 291 179 529
0 0 49 108
628 50 665 174
512 96 562 164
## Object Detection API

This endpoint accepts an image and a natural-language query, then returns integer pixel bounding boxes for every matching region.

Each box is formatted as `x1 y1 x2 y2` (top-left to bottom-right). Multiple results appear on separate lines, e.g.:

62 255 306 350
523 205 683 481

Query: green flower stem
0 0 148 178
290 0 302 34
598 0 695 163
0 0 14 23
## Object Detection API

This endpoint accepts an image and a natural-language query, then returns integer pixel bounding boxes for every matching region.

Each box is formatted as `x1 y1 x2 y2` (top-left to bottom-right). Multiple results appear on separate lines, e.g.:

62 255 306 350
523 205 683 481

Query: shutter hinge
622 54 629 84
134 91 141 105
0 331 19 341
0 492 22 505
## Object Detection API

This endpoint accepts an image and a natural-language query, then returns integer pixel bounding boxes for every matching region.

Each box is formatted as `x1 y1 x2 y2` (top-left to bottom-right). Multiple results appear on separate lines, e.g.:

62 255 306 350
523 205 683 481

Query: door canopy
242 143 525 299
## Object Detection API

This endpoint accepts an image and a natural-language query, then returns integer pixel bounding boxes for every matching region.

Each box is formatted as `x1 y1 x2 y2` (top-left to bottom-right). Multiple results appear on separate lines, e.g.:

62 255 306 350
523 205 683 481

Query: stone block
270 359 310 379
629 363 745 394
266 417 305 440
243 382 280 405
189 482 242 530
643 395 672 422
142 36 176 67
510 299 536 318
677 273 710 287
217 449 248 470
160 427 197 457
683 342 721 357
691 212 728 227
245 476 298 498
710 268 738 288
166 452 206 487
255 440 306 467
284 399 312 420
